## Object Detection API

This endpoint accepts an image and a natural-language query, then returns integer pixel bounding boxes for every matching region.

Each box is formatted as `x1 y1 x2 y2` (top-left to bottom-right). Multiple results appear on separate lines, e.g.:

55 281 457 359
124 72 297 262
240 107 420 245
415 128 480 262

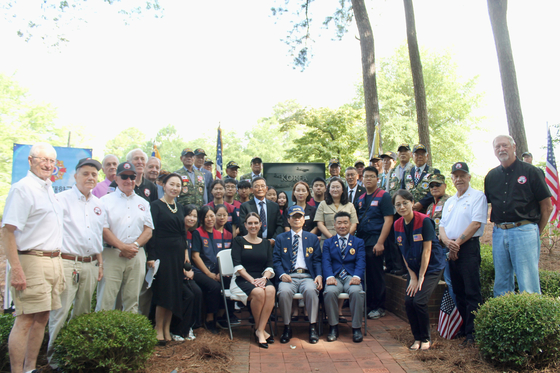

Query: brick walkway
229 311 429 373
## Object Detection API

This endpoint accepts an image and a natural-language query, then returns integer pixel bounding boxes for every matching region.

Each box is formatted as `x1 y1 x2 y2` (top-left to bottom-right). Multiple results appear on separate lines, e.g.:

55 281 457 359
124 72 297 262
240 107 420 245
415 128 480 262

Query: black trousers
405 270 442 342
449 237 482 338
170 279 203 337
193 272 232 314
384 220 405 271
366 244 386 311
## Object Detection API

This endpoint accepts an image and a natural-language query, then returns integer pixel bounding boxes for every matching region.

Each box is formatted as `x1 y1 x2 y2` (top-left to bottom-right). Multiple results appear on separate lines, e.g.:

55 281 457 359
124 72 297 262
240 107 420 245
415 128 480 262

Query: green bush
539 270 560 298
479 244 495 302
475 292 560 369
53 310 157 373
0 314 15 372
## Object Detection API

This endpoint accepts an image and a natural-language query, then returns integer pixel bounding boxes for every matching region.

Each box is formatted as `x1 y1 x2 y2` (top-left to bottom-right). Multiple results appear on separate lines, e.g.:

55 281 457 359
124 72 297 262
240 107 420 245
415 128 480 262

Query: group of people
3 134 552 372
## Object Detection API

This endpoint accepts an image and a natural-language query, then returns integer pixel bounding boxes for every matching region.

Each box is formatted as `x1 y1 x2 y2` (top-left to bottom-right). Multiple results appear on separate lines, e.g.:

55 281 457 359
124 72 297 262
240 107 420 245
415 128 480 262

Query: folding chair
217 249 275 340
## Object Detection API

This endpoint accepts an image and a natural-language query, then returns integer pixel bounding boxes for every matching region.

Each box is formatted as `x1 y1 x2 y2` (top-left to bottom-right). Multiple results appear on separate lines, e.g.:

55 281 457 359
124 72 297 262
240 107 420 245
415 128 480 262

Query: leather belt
495 220 532 230
19 250 61 257
291 269 309 274
61 254 97 262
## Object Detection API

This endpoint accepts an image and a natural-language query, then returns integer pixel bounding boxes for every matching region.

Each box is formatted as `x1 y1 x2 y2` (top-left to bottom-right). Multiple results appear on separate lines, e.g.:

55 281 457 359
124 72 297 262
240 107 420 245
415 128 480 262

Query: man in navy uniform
323 211 366 343
273 205 322 344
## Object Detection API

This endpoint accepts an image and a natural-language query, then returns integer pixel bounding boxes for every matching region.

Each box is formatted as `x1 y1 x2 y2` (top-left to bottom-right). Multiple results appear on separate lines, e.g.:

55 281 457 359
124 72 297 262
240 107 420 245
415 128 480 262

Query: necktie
349 189 354 203
414 168 421 185
339 237 348 280
259 201 267 233
291 234 299 272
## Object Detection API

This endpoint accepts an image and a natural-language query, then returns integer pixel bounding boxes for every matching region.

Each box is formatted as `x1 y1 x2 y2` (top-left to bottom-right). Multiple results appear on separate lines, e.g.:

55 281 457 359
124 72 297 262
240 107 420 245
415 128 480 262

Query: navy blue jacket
322 234 366 281
273 230 322 279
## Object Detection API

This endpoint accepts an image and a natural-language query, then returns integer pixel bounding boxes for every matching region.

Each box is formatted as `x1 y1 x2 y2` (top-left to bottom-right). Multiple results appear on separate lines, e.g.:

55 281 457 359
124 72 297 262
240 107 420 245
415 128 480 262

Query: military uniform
387 163 414 197
175 167 206 207
240 172 262 182
403 166 440 204
426 194 450 233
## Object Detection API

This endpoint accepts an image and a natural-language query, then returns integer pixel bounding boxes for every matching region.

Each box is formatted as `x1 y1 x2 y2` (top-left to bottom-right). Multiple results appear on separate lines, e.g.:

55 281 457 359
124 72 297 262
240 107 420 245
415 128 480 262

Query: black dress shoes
266 335 275 344
254 331 268 349
352 328 363 343
280 325 292 343
309 323 319 344
327 325 339 342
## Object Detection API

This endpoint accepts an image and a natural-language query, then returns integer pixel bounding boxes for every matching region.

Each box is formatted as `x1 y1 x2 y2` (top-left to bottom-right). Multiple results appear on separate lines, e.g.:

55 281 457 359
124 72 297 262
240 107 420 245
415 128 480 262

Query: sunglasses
120 174 137 180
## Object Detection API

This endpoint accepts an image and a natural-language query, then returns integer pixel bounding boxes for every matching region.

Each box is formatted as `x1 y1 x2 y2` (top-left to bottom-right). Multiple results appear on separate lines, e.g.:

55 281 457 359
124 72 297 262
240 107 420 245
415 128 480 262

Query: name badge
371 200 379 206
413 234 423 242
305 215 310 220
244 245 252 249
435 206 442 212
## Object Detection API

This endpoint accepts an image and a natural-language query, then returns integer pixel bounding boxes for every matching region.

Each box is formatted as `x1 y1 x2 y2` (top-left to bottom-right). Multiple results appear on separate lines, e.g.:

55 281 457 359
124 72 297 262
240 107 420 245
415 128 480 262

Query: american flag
546 125 560 227
437 288 462 340
216 126 223 180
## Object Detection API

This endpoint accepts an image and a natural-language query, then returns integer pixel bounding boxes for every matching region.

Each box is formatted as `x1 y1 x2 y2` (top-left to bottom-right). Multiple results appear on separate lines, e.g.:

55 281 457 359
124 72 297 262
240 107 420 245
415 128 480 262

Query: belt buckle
35 250 44 257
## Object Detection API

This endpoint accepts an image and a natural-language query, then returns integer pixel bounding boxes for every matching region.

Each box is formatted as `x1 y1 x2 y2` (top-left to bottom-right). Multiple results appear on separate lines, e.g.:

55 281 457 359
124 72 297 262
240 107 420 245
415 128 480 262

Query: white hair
126 148 148 163
147 156 161 166
102 154 119 165
29 142 56 158
493 135 516 147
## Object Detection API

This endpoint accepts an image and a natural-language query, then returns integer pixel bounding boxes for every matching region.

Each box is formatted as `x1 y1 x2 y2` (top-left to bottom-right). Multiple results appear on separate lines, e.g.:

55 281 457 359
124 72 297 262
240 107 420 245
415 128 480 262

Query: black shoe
304 315 309 322
280 325 292 343
216 318 228 329
352 328 363 343
204 320 219 334
291 315 299 322
327 325 339 342
157 339 168 346
309 323 319 344
229 314 241 325
249 317 255 325
254 331 268 349
339 317 348 323
266 335 275 344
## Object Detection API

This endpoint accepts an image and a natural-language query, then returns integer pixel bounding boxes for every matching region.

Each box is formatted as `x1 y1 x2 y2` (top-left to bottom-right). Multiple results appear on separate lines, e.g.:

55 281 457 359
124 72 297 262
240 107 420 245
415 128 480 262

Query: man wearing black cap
354 160 366 186
96 162 154 313
521 152 533 164
203 156 214 174
440 162 487 347
379 152 396 191
402 144 440 212
193 148 214 200
326 158 347 186
225 161 240 181
108 149 158 203
175 148 207 207
240 157 264 182
369 155 382 174
47 158 105 366
388 144 414 197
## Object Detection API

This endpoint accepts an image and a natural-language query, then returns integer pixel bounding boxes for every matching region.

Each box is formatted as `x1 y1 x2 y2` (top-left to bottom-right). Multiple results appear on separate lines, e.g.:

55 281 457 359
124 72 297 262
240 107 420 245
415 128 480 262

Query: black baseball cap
413 144 427 153
251 157 263 164
75 157 102 171
204 156 213 165
181 148 194 157
522 152 533 158
194 148 206 156
226 161 240 169
397 143 411 151
451 162 469 174
117 161 137 175
380 151 397 161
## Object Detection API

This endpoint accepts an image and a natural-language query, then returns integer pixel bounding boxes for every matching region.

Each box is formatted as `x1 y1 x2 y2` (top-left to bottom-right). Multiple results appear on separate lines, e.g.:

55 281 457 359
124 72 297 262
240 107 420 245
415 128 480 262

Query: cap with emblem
226 161 240 169
354 160 365 167
328 158 340 167
288 205 305 217
181 148 194 157
397 143 411 152
251 156 263 164
428 174 446 186
370 155 381 162
380 151 397 161
204 156 213 165
413 144 427 153
194 148 206 156
451 162 469 174
522 152 533 158
117 161 137 175
76 157 102 171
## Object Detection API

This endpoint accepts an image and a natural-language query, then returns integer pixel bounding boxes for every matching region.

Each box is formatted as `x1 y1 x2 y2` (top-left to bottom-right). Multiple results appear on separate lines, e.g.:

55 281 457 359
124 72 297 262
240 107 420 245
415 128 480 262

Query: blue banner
12 144 93 194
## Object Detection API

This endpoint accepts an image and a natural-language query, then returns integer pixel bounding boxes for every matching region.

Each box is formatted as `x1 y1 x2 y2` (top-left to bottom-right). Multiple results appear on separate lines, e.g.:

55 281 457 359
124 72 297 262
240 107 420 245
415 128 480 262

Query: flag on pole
216 126 223 180
546 124 560 227
152 144 161 160
369 123 381 161
437 288 463 339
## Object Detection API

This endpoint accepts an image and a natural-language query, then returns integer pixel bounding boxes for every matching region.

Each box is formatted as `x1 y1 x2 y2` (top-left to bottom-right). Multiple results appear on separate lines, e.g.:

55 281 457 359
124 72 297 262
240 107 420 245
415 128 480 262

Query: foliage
539 270 560 299
53 310 157 373
103 127 149 164
479 244 495 303
353 44 483 171
474 293 560 369
0 314 14 372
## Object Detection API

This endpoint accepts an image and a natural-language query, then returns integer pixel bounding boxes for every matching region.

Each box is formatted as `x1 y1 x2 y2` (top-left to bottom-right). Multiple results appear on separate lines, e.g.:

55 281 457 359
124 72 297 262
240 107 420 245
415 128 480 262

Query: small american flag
437 288 462 339
546 124 560 227
216 126 223 180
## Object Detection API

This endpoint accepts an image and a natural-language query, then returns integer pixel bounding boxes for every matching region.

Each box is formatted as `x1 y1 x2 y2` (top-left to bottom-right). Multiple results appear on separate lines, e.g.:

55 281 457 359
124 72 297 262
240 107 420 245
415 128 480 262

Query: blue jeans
492 223 541 297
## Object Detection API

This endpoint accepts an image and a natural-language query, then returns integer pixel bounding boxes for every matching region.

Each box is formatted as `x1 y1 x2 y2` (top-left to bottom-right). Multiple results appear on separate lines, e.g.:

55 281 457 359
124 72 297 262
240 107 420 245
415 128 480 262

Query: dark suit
238 198 284 239
347 185 366 205
322 234 366 328
273 230 322 325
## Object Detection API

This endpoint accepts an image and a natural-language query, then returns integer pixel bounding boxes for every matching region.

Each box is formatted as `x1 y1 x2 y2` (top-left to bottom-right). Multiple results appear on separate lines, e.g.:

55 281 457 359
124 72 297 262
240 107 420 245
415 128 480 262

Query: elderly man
193 148 214 197
379 152 396 191
521 152 533 164
92 154 118 198
485 135 552 296
109 149 158 202
47 158 105 365
225 161 240 181
96 162 153 313
354 160 365 186
345 166 366 204
240 157 264 181
440 162 488 347
326 158 346 185
144 156 161 183
175 148 207 207
402 144 440 212
2 143 64 373
323 211 366 343
203 156 214 174
388 144 414 197
273 206 322 344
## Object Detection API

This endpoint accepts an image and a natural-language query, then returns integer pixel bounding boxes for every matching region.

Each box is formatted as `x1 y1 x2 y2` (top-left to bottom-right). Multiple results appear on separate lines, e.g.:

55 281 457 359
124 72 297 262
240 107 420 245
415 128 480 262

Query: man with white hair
485 135 553 297
109 149 158 202
92 154 119 198
2 142 64 373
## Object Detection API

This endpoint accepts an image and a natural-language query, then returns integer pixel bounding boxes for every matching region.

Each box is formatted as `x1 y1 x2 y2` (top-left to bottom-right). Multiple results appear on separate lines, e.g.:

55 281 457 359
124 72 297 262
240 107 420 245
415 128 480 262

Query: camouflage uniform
175 167 205 207
427 194 450 233
404 171 435 203
387 163 414 198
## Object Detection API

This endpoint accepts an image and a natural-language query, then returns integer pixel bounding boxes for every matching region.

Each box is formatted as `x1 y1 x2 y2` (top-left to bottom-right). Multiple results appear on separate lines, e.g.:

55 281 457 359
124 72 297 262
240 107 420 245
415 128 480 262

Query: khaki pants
96 247 146 313
47 258 99 363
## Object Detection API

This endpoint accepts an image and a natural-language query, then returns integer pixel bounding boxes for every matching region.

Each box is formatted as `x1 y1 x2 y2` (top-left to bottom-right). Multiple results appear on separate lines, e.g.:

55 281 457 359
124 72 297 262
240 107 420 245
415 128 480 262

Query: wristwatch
133 241 140 248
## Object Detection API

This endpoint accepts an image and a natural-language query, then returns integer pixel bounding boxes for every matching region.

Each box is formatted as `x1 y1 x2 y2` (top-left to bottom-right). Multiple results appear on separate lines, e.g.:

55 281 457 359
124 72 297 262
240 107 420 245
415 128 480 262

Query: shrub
539 270 560 298
479 244 494 302
0 314 15 372
53 310 157 373
474 292 560 369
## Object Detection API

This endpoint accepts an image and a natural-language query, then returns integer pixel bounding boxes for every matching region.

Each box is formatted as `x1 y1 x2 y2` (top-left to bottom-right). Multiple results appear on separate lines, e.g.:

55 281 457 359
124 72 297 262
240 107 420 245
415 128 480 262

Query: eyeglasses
32 157 57 165
120 174 137 180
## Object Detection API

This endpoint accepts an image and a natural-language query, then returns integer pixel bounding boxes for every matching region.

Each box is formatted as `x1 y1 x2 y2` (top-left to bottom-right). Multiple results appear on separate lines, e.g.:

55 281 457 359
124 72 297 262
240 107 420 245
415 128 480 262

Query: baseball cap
428 174 446 186
75 157 102 171
194 148 206 156
380 151 397 160
328 158 340 167
226 161 240 169
117 161 137 175
354 160 365 167
288 205 305 217
181 148 194 157
370 155 381 162
451 162 470 174
251 156 263 164
522 152 533 158
413 144 427 153
397 143 411 151
204 156 213 165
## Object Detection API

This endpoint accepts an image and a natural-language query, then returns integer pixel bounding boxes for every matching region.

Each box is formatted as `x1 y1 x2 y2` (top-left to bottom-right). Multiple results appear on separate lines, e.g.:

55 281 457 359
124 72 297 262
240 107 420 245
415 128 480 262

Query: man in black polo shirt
108 148 158 203
484 135 553 297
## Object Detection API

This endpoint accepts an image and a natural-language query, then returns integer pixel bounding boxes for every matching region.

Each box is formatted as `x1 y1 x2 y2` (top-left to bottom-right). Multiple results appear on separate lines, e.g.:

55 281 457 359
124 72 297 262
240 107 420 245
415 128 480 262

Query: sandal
420 340 431 350
409 340 421 350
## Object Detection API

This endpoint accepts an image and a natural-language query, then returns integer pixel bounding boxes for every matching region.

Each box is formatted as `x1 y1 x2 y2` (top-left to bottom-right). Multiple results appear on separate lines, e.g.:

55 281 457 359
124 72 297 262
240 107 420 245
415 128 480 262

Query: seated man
323 211 366 343
273 205 322 344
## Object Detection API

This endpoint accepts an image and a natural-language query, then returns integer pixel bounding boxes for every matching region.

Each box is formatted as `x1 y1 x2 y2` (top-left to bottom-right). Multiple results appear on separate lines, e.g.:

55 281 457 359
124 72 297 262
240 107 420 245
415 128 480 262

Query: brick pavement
229 311 430 373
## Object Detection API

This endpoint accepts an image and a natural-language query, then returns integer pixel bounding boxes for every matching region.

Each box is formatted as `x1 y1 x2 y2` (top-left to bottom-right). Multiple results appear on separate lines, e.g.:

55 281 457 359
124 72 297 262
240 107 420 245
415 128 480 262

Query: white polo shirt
100 187 154 245
440 186 487 240
2 170 63 252
57 185 105 257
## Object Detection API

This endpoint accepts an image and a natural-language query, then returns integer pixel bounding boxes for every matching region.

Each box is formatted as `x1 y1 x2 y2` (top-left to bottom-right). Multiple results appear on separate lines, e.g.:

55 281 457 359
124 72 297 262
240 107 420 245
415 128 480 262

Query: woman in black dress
146 173 187 343
230 212 275 348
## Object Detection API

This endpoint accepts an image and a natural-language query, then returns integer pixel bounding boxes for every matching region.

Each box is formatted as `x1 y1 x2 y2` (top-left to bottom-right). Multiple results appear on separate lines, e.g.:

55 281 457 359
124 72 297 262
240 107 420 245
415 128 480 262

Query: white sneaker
187 328 196 340
367 309 386 319
171 333 185 342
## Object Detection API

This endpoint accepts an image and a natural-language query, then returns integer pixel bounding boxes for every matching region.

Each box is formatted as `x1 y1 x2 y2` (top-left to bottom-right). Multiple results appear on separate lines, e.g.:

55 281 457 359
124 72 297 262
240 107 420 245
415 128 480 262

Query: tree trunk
403 0 431 165
487 0 528 154
352 0 381 155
